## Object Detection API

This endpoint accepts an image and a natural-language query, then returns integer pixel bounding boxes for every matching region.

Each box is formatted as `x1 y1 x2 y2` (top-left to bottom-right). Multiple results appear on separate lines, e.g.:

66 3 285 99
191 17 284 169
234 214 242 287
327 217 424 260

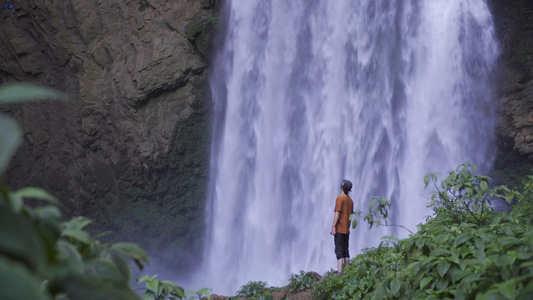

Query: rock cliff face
492 0 533 153
497 66 533 156
489 0 533 183
0 0 220 271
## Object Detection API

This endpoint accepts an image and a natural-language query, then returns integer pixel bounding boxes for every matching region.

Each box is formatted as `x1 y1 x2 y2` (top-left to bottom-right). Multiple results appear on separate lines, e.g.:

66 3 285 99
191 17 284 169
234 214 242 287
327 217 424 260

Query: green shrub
315 162 533 299
424 162 517 225
351 195 414 235
312 270 350 300
235 281 277 300
511 175 533 225
287 270 315 293
137 274 211 300
366 211 533 299
0 175 147 299
312 245 404 300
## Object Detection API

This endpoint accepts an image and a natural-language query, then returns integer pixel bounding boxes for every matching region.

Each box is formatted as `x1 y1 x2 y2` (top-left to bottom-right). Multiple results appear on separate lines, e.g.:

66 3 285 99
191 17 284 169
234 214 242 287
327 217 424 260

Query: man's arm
331 211 340 235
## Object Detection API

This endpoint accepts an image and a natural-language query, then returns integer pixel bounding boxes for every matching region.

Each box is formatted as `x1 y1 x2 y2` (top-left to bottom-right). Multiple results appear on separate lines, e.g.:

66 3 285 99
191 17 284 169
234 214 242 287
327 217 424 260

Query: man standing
331 179 354 273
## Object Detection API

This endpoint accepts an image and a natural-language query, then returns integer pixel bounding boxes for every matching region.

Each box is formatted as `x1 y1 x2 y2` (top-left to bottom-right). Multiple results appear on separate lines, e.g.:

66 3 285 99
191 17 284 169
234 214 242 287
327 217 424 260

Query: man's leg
342 234 350 269
334 234 344 272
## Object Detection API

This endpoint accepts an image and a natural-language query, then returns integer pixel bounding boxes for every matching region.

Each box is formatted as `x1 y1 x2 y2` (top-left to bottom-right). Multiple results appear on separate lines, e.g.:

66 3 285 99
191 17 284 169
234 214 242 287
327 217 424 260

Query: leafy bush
137 275 211 300
1 170 147 300
387 214 533 299
235 281 277 300
424 162 517 225
312 270 350 300
312 245 404 300
138 275 185 299
287 270 315 293
512 175 533 225
314 162 533 300
351 196 413 234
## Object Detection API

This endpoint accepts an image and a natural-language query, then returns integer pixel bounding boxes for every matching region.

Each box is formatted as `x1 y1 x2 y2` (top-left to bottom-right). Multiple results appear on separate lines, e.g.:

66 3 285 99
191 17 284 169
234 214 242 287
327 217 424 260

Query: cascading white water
203 0 499 294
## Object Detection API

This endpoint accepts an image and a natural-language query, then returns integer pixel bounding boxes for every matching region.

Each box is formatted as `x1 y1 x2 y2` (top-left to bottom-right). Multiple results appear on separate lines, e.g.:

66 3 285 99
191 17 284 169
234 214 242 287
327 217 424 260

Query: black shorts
334 233 350 260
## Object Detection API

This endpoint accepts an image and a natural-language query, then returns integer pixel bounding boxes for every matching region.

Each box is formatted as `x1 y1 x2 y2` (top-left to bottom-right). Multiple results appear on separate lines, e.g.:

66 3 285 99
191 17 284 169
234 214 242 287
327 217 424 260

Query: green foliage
287 270 315 293
512 175 533 225
0 115 22 175
0 83 65 104
364 196 390 229
367 213 533 299
351 196 414 234
312 270 349 300
313 246 405 300
425 162 518 225
137 274 211 300
314 162 533 299
138 275 184 300
0 182 146 299
235 281 277 300
350 197 388 229
186 288 212 300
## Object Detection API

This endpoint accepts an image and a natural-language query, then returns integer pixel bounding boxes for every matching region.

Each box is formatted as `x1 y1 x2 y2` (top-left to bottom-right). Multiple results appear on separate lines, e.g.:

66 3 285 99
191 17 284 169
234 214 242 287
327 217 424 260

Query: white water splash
201 0 499 294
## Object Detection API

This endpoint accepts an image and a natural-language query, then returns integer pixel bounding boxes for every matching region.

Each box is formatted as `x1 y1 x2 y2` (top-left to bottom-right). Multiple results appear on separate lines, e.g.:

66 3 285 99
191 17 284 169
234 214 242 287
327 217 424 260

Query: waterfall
203 0 499 294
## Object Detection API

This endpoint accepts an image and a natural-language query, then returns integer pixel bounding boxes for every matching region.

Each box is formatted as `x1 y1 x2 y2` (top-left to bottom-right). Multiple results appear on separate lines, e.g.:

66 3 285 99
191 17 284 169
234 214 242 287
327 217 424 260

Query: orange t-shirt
334 194 354 234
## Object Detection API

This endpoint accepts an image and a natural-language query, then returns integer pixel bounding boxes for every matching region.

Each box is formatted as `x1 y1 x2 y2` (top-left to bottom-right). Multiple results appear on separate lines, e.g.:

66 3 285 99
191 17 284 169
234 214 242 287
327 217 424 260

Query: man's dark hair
341 179 352 195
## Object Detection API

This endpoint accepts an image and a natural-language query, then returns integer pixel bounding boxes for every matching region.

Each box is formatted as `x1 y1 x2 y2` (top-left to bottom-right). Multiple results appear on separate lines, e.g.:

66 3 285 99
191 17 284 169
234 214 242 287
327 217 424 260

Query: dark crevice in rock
518 76 533 85
132 72 192 109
